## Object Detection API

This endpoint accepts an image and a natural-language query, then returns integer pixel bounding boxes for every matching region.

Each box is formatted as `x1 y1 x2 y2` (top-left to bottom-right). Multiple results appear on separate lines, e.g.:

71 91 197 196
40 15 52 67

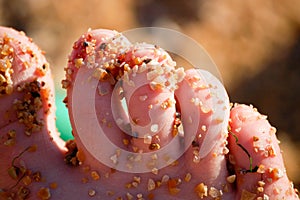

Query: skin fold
0 27 299 200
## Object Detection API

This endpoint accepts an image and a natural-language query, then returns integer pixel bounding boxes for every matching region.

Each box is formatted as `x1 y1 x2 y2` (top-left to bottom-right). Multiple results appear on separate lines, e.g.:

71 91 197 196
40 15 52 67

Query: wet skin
0 27 299 200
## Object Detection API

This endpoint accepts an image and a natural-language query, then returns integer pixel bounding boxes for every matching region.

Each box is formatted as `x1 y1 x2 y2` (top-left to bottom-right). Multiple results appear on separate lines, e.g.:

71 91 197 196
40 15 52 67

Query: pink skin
229 104 299 199
0 27 298 200
119 43 177 152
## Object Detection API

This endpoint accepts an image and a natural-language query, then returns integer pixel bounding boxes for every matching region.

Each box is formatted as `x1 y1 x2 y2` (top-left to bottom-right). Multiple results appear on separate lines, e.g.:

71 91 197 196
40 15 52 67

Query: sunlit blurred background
1 0 299 189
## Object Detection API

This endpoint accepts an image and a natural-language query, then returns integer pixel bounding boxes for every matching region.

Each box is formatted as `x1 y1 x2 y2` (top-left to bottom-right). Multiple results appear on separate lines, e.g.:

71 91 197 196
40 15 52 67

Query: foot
0 27 298 200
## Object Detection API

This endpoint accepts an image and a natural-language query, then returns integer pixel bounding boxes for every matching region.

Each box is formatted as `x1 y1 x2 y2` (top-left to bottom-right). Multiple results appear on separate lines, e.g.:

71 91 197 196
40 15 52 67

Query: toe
0 26 65 199
64 28 235 199
228 104 299 199
174 68 234 199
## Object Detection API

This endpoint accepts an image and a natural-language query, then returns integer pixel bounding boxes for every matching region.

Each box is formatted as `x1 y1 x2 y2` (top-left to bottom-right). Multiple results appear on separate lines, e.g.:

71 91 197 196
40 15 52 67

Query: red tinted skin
0 27 298 200
0 27 66 199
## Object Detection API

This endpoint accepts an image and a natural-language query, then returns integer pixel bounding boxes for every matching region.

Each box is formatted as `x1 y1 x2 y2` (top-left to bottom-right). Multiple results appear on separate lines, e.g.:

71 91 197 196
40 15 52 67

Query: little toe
228 104 299 199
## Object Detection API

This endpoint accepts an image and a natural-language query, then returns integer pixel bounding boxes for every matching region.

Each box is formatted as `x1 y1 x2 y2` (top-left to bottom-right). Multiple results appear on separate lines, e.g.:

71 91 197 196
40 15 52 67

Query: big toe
0 26 66 199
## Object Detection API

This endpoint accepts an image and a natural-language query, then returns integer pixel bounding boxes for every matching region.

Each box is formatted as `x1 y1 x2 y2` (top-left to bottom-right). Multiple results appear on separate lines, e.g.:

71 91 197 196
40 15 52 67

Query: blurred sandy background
1 0 299 189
